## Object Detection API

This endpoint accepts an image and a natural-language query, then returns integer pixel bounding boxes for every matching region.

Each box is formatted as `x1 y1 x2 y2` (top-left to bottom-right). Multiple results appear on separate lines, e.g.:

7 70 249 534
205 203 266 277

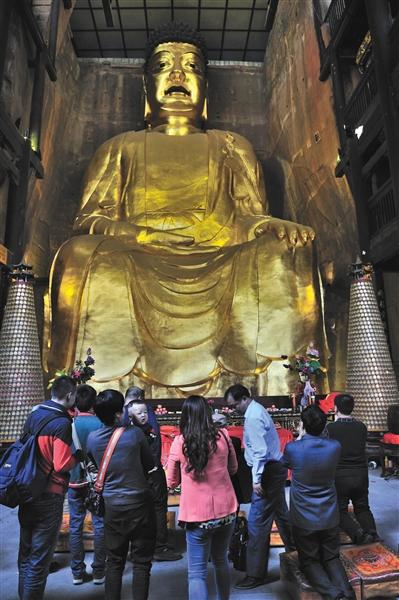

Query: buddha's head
144 22 208 129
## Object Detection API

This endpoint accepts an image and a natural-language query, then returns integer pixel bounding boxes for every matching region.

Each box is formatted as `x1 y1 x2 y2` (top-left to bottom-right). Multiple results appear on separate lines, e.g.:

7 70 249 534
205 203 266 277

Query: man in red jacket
18 376 78 600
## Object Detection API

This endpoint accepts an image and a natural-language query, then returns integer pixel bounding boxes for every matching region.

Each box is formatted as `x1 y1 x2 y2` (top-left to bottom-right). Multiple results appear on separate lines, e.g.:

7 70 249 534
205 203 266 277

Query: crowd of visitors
14 376 379 600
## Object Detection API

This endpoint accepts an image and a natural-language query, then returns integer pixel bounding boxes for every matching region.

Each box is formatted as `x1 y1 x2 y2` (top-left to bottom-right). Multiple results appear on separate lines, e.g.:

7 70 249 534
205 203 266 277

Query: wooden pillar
0 254 9 329
330 49 346 147
330 49 371 255
345 136 371 255
365 0 399 214
0 1 12 90
5 139 31 263
29 50 46 154
0 1 14 324
48 0 61 64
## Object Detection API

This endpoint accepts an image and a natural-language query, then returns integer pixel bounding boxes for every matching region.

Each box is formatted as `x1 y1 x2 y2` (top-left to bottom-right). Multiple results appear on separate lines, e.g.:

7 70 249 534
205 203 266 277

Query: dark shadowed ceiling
70 0 269 62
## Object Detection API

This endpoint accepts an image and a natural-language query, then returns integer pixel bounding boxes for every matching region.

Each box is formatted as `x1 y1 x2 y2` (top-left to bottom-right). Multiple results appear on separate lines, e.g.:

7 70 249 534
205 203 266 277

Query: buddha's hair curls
144 22 208 70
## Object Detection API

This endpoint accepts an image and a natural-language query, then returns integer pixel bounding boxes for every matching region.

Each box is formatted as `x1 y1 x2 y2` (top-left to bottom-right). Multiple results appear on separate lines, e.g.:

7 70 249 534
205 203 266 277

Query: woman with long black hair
167 395 238 600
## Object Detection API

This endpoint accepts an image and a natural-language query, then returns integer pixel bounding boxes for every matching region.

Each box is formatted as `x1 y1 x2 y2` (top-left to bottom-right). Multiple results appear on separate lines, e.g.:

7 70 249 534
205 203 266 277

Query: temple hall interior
1 1 399 599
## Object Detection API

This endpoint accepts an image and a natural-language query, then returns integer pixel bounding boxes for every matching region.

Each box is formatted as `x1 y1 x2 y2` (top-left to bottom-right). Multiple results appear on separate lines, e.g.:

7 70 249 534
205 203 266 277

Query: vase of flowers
282 342 326 410
48 348 95 387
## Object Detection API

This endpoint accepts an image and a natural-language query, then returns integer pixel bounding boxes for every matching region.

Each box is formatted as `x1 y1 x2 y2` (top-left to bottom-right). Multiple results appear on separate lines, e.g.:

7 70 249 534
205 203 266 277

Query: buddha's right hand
111 222 194 246
252 217 315 247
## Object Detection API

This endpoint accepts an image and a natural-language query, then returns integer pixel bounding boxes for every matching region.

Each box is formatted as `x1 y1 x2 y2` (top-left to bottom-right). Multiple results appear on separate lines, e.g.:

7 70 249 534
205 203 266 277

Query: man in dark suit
283 406 355 600
327 393 378 544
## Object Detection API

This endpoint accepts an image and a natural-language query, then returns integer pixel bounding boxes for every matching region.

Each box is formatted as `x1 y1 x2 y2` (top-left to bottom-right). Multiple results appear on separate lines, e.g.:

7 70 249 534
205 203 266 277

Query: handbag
218 428 249 570
219 428 252 504
228 514 248 571
72 422 125 517
85 480 105 517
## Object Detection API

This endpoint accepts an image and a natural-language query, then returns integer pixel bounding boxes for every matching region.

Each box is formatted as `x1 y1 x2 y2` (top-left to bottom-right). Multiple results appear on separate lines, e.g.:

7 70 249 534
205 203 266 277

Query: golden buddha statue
47 23 326 397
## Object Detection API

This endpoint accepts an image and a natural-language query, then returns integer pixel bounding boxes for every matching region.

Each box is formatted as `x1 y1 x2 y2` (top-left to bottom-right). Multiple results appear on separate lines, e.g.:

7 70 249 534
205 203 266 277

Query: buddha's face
145 42 206 126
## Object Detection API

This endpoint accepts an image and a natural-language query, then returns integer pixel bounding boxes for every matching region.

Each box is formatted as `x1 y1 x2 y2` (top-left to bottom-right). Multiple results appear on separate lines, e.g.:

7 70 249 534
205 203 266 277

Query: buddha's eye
186 61 202 73
153 60 170 72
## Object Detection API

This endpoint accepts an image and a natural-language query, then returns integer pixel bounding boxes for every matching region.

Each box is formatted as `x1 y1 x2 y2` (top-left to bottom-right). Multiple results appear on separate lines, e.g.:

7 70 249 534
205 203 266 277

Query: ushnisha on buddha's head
144 22 208 131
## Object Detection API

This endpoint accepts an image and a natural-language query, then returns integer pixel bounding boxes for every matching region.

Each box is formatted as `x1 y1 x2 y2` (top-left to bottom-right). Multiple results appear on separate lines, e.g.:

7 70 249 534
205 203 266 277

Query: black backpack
228 515 248 571
0 410 63 507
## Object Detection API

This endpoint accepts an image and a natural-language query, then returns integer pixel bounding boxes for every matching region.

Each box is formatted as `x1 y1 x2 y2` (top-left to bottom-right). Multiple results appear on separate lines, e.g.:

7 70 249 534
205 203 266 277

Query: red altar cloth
277 427 294 452
226 425 244 445
160 425 180 467
319 391 341 414
382 432 399 444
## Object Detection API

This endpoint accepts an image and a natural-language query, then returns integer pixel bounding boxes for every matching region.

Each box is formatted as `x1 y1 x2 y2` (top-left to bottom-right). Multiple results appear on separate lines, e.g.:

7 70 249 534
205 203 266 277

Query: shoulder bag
72 423 125 517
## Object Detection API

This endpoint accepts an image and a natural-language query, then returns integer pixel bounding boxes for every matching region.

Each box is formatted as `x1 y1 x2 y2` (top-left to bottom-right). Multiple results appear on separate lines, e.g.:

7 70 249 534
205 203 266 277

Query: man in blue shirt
283 406 355 600
68 384 105 585
225 384 293 589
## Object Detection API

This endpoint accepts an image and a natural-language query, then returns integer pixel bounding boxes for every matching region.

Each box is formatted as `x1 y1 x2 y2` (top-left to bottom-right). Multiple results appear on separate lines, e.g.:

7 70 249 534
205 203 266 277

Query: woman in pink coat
167 395 238 600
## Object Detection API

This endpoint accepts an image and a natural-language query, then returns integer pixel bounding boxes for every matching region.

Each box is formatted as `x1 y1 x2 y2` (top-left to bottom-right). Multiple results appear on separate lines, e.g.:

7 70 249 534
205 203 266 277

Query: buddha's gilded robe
48 129 326 394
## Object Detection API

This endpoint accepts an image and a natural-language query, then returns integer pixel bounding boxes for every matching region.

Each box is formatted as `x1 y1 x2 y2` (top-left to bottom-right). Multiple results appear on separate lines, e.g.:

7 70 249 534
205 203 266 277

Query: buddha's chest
144 132 209 210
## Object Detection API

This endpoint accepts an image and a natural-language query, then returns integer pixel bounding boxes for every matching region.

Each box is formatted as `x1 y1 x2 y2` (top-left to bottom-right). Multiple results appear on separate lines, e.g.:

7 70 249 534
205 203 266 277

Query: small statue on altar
300 378 317 409
284 342 325 410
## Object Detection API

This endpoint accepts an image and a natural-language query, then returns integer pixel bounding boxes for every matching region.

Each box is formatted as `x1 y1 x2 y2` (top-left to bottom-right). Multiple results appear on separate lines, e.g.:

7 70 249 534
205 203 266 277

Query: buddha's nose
170 68 185 83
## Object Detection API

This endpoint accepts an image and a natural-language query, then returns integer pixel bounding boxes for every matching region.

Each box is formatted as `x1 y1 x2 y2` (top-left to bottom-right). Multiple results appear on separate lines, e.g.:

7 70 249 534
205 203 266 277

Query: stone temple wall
261 0 360 390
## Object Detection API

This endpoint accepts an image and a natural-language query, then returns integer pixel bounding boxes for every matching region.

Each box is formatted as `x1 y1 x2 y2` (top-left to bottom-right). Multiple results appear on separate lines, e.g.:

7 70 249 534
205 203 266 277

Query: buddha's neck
150 115 202 136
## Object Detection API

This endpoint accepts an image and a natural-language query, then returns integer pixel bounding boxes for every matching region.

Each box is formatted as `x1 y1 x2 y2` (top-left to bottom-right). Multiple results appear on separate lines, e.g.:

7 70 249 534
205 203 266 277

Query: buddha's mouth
165 85 191 96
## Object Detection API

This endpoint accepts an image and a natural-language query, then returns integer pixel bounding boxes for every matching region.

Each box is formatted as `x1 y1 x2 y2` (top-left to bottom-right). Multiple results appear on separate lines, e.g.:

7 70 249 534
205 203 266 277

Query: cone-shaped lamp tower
346 259 399 430
0 265 44 441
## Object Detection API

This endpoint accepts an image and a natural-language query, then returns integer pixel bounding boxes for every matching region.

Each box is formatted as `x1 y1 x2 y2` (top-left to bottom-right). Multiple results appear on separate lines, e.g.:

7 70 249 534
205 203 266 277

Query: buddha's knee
53 234 108 267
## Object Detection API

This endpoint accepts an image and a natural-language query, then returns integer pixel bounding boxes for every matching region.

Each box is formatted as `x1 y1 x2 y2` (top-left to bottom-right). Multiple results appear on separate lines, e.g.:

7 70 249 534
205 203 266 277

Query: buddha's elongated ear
201 93 208 126
143 75 152 128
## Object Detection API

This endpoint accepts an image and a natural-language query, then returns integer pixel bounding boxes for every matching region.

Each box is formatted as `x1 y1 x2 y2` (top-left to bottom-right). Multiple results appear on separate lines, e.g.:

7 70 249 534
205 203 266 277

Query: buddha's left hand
253 217 315 246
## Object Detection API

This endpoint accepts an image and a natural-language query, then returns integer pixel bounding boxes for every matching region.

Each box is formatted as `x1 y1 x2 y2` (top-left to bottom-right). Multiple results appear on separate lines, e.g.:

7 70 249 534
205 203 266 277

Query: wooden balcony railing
369 179 397 235
343 65 378 130
389 14 399 69
324 0 352 39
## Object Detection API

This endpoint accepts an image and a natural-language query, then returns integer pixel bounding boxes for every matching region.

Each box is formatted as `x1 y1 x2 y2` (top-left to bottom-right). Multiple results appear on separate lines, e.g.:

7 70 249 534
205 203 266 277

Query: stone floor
0 469 398 600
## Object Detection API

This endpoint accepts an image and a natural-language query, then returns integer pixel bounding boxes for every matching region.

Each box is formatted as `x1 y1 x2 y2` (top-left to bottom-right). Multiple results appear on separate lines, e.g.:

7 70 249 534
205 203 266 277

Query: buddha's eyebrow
182 52 202 59
152 51 173 60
